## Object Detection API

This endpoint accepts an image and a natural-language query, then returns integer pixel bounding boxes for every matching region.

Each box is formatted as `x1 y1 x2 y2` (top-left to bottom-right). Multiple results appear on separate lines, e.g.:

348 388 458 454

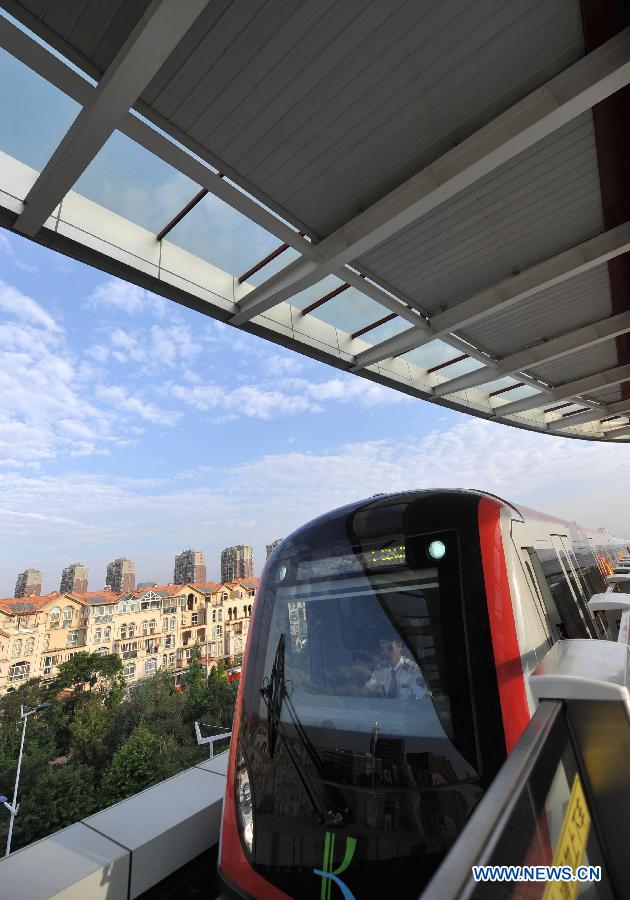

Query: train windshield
237 503 490 899
264 538 476 767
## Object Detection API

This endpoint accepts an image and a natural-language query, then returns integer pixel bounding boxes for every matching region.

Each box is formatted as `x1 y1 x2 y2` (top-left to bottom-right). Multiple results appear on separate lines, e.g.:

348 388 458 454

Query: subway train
218 490 628 900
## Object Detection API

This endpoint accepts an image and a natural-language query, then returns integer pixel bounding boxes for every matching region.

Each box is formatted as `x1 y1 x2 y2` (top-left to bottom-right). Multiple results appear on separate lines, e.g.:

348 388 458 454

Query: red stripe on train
219 595 291 900
478 496 531 752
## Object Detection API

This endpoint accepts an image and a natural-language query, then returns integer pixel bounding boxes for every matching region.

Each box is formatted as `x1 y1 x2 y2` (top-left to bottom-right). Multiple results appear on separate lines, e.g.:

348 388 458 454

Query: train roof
283 489 628 544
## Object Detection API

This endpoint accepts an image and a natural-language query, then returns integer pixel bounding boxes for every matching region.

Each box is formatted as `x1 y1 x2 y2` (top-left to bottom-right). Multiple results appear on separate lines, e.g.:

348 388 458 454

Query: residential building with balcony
0 578 258 695
220 545 253 582
105 557 136 593
266 539 283 557
173 549 206 585
198 578 258 666
14 568 42 598
59 563 89 594
0 592 88 693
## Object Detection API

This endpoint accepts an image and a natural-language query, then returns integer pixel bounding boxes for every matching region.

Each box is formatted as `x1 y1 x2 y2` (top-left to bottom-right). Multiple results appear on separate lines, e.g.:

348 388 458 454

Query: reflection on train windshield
259 532 478 782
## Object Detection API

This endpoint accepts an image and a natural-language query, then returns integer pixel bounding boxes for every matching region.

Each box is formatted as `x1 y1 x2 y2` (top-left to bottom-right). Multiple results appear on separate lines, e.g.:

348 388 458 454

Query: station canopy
1 0 630 441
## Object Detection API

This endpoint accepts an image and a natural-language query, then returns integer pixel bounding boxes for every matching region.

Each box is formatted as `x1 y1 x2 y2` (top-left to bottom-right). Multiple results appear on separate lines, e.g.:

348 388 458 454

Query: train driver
365 636 431 700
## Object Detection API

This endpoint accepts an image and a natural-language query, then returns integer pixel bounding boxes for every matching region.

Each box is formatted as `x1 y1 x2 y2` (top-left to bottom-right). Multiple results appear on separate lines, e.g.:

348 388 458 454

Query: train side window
522 557 554 648
527 548 585 639
550 539 599 639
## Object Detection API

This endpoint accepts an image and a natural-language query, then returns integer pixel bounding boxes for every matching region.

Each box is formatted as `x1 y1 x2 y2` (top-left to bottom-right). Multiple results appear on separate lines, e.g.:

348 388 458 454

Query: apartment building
173 550 206 585
201 578 257 664
59 563 89 594
14 568 43 598
220 545 253 582
266 539 283 558
0 578 258 695
0 592 84 692
106 558 136 593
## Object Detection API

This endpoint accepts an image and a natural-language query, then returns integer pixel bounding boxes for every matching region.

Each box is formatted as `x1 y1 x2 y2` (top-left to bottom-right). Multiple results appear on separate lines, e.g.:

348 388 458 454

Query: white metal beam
605 424 630 439
434 310 630 397
498 363 630 417
0 15 315 256
352 221 630 370
550 400 630 432
230 28 630 326
13 0 211 237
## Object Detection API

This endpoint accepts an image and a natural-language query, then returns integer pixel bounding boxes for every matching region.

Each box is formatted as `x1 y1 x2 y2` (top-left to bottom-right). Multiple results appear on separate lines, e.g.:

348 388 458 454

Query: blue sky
1 227 630 597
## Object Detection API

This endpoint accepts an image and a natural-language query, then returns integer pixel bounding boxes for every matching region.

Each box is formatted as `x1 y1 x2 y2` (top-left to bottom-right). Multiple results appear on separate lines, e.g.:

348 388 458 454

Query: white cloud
264 353 304 375
0 281 61 332
86 343 110 363
163 371 411 421
86 279 167 316
1 418 629 595
0 233 14 255
96 385 181 426
0 278 184 466
166 382 322 419
14 259 39 274
299 376 411 407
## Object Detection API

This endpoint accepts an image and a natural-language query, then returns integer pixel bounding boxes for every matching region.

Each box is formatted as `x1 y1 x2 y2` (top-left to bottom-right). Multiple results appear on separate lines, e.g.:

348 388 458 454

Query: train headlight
428 540 446 560
235 751 254 857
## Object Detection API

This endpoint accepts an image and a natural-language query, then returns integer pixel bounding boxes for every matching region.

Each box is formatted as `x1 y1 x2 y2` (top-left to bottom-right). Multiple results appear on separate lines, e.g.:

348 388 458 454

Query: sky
1 227 630 597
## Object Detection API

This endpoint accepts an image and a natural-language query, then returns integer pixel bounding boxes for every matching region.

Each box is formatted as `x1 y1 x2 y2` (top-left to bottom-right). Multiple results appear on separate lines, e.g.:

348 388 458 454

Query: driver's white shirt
365 656 430 699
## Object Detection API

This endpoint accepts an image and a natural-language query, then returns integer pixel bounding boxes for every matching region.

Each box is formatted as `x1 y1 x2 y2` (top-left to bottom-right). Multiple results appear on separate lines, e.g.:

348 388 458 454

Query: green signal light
428 540 446 560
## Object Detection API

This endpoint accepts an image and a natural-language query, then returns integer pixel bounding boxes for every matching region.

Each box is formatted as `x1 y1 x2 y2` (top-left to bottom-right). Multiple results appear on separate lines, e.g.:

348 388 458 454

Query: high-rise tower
266 539 284 558
174 549 206 584
14 569 42 598
60 563 89 594
221 545 253 582
106 558 136 593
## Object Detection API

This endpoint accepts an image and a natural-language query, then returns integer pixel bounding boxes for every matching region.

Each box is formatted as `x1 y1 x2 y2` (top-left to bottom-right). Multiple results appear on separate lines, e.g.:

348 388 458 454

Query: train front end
219 491 513 899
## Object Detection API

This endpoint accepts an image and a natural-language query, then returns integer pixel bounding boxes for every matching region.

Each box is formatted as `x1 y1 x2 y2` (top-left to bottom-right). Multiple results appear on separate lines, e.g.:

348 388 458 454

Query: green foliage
0 658 238 852
70 696 115 769
7 764 97 850
51 651 122 694
101 724 161 803
206 662 239 728
183 645 207 720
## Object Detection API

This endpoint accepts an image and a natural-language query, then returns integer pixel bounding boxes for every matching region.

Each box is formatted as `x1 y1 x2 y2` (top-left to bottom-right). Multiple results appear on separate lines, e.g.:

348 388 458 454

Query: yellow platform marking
543 773 590 900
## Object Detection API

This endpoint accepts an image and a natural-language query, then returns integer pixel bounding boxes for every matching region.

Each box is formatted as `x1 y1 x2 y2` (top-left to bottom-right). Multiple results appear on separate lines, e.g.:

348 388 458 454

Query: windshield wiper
260 635 346 826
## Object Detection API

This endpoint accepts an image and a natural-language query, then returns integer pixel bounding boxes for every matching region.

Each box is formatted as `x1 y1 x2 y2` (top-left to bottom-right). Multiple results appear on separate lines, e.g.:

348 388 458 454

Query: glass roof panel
401 341 469 372
165 190 281 278
73 130 200 236
289 274 345 313
244 245 301 285
359 316 410 345
480 375 522 394
544 401 585 415
430 356 486 381
490 384 541 406
0 48 80 174
304 286 395 334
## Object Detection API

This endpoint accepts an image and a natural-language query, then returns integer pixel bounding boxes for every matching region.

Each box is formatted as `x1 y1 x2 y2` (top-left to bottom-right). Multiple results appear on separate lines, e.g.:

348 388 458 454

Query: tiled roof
220 578 259 589
64 590 121 606
0 592 60 615
134 584 185 597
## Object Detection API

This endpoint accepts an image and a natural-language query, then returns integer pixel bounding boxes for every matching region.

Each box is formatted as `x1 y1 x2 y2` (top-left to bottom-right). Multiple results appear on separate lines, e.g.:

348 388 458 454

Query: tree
70 696 115 770
205 662 238 729
51 652 122 696
183 646 207 720
2 763 97 852
101 724 162 803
